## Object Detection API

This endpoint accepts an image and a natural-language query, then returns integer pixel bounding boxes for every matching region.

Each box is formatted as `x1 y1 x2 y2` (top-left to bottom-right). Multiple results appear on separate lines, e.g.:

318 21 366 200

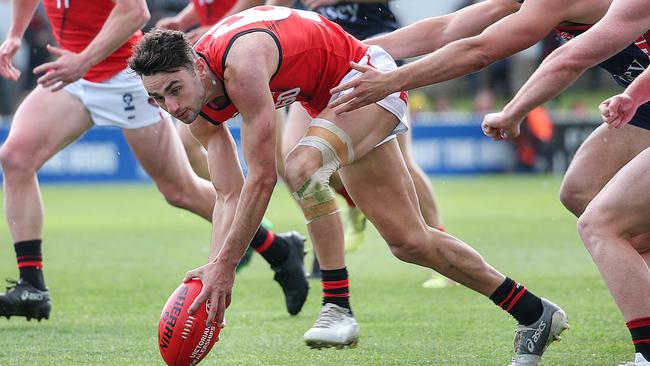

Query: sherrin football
158 279 221 366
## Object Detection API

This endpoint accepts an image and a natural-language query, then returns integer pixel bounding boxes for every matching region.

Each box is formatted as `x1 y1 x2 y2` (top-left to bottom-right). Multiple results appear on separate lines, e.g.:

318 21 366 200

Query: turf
0 175 632 365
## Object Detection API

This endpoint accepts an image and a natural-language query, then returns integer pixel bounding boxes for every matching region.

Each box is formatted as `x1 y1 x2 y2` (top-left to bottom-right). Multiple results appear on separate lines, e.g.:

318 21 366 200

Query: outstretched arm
366 0 521 60
184 31 279 327
329 0 566 113
483 0 650 140
34 0 150 90
0 0 40 80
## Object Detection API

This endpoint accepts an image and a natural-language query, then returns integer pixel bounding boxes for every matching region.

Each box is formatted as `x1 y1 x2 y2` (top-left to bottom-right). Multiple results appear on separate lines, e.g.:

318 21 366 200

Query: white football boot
304 303 359 349
619 353 650 366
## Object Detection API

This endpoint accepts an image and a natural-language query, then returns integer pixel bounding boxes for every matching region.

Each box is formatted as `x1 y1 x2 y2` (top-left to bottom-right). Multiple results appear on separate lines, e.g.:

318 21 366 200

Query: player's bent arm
388 0 568 93
78 0 150 68
501 0 650 124
366 0 520 60
190 118 245 261
620 67 650 108
214 32 280 269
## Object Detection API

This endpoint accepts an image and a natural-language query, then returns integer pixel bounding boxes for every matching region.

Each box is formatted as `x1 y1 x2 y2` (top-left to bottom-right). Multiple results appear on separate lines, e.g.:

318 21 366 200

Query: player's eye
171 87 181 95
154 95 164 102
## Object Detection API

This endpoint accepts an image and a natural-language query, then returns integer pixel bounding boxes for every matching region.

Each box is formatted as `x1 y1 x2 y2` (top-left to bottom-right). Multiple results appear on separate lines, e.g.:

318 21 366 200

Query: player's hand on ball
0 36 22 81
599 93 636 129
482 112 521 140
183 262 234 328
329 61 393 114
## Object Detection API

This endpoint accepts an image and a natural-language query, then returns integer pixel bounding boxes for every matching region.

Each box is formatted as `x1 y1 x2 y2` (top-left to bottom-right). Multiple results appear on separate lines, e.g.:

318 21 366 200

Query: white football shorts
63 67 163 129
328 45 409 145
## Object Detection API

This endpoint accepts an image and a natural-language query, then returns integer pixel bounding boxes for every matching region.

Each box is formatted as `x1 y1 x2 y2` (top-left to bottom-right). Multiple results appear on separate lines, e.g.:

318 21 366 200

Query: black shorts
629 102 650 130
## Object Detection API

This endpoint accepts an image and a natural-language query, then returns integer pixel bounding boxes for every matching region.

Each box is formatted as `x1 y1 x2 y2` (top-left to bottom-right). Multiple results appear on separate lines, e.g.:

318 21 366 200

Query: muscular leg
123 114 215 221
176 121 210 180
560 123 650 216
0 86 92 319
285 104 503 294
339 139 503 294
577 147 650 321
397 125 443 229
561 123 650 265
0 86 93 242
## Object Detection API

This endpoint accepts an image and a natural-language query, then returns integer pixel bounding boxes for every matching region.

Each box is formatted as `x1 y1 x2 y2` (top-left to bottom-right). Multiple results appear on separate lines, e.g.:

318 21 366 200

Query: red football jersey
193 6 368 125
43 0 142 82
192 0 238 26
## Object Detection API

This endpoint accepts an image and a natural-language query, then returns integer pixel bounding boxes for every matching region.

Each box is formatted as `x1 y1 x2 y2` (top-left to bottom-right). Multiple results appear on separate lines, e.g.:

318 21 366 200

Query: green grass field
0 175 632 365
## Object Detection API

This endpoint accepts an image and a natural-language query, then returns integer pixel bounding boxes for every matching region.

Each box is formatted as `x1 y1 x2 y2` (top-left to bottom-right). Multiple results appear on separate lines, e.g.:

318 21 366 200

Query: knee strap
291 118 354 223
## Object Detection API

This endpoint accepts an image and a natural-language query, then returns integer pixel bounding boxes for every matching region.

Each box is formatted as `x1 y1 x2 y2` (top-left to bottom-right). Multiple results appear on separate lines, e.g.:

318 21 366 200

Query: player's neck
202 69 225 104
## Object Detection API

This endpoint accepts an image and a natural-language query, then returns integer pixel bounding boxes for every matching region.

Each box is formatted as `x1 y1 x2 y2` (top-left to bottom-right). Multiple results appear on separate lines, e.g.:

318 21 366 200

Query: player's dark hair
129 29 195 76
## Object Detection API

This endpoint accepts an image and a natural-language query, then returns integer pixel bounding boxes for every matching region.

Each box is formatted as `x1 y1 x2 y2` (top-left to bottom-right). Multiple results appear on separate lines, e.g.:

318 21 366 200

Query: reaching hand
0 37 22 81
303 0 340 9
33 45 92 91
328 62 395 114
599 93 637 129
183 261 235 328
482 112 522 140
156 17 182 30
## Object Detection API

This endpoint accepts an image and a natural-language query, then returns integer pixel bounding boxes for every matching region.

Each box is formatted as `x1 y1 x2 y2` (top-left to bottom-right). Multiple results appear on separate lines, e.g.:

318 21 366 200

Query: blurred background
0 0 615 181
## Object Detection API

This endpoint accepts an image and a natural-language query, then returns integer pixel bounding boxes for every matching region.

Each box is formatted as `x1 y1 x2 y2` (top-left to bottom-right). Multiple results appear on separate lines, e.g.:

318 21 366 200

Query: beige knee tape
291 118 353 223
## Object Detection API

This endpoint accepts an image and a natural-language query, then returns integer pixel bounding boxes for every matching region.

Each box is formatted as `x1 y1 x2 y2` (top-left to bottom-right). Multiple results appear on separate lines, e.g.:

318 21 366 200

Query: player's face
143 67 205 124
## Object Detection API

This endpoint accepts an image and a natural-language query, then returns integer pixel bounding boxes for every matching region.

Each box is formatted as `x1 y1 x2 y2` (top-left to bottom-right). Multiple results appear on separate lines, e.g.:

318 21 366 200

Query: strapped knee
291 118 354 223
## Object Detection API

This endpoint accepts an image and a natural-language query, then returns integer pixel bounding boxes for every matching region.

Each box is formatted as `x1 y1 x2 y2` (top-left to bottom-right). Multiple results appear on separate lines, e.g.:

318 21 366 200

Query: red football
158 280 221 366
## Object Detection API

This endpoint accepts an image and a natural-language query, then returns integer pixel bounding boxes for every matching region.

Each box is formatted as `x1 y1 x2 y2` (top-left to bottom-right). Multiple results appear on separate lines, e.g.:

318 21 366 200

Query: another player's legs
176 121 210 180
0 86 94 320
123 114 216 221
577 147 650 366
125 115 309 315
281 105 366 264
560 123 650 265
560 123 650 217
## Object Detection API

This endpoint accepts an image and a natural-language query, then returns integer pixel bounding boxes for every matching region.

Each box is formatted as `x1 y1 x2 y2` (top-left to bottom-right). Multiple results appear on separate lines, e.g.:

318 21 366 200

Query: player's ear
195 56 207 78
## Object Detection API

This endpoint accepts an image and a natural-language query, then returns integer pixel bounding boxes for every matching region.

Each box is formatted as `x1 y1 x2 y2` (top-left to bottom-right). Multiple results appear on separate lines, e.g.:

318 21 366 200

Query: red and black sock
15 239 46 291
627 317 650 360
490 277 543 326
334 186 356 208
321 267 351 313
249 226 289 267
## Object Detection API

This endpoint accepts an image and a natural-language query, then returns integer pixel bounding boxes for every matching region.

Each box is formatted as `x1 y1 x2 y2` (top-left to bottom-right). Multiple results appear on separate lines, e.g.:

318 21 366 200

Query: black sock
627 317 650 361
489 277 543 326
321 267 351 313
249 226 289 267
15 239 46 291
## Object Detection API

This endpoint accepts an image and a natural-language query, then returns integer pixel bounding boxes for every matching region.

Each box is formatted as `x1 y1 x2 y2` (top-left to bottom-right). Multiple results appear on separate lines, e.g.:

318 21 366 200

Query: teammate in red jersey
130 7 568 362
0 0 307 321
